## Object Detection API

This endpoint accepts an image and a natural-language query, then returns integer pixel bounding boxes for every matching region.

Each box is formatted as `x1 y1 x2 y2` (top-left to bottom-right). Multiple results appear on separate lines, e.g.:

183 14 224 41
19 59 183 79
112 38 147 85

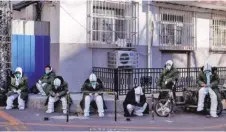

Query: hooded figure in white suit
6 67 29 110
123 86 149 117
197 63 219 118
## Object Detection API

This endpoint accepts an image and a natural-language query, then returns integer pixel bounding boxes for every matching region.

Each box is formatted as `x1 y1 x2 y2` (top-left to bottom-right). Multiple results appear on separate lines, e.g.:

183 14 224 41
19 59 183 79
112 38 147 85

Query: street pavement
1 107 226 131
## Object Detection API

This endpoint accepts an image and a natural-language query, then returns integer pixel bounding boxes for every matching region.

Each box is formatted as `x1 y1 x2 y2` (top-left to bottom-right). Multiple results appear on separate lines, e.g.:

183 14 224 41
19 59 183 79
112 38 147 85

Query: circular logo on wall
120 53 129 64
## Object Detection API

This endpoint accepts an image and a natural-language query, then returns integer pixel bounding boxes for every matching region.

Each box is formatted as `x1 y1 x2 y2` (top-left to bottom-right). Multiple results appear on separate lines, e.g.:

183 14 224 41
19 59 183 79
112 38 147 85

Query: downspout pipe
146 1 153 68
146 1 150 68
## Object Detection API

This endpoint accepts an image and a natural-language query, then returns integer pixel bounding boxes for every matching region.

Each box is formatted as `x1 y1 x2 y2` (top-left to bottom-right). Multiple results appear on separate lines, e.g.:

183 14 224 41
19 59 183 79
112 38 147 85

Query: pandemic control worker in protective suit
80 73 107 117
45 76 68 114
5 67 29 110
123 86 149 117
36 65 56 96
197 63 220 118
157 60 180 100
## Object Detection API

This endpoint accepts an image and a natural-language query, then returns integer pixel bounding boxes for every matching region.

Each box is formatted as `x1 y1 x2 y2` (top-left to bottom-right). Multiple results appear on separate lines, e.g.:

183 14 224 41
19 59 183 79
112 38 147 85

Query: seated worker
123 86 149 117
5 67 29 110
45 76 69 114
36 65 56 96
157 60 180 100
197 63 220 118
80 73 107 117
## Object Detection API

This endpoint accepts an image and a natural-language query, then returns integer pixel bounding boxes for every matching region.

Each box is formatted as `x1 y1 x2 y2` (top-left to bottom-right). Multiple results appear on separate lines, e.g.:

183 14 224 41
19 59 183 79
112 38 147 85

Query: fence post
114 68 119 99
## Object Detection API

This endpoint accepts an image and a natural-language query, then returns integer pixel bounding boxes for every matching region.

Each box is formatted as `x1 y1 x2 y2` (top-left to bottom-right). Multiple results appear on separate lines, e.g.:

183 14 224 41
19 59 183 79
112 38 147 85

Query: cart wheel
155 99 173 117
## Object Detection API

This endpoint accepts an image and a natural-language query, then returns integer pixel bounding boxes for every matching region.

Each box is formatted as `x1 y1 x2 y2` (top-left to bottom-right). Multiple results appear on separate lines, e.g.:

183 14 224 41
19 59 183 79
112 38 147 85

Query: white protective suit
36 82 47 96
6 67 25 110
84 73 104 117
197 63 218 117
46 78 67 114
127 86 148 116
36 67 53 96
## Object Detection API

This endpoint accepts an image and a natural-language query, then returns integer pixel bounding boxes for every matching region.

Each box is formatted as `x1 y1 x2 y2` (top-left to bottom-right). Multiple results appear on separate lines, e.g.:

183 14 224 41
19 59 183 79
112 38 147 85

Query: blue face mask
91 81 97 89
15 74 20 78
45 70 50 74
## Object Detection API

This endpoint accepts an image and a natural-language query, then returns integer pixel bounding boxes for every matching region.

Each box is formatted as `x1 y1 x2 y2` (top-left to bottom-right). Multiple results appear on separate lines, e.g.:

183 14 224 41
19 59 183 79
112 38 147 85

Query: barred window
87 1 138 47
211 15 226 50
159 8 194 47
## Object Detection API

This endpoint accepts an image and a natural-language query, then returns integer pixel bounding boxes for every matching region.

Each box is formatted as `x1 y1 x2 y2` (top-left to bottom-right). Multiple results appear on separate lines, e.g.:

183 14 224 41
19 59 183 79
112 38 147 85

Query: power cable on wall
59 4 88 44
60 4 87 30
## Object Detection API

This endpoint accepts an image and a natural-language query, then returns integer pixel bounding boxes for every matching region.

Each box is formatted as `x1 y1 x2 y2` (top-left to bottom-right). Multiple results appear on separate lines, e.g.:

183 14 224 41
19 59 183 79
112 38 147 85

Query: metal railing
93 67 226 96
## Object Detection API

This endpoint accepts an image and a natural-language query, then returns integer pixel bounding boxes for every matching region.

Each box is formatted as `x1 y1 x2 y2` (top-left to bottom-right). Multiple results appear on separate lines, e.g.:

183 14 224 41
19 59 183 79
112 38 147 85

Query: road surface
0 108 226 131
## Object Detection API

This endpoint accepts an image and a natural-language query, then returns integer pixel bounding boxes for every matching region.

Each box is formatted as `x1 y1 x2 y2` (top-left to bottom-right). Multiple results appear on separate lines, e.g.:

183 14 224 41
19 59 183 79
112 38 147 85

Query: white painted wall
12 5 36 20
196 13 211 48
41 2 60 43
138 1 147 46
41 2 60 72
148 6 159 47
59 0 87 44
58 0 92 91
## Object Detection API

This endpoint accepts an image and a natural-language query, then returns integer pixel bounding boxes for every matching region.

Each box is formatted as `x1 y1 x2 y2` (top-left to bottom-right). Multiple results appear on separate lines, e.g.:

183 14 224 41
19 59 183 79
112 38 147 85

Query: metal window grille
211 14 226 50
159 8 194 47
87 0 138 48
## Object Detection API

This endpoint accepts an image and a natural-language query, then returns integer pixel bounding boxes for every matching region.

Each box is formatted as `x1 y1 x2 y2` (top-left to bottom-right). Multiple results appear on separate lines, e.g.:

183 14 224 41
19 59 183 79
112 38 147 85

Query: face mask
45 70 50 74
91 81 97 89
166 65 172 71
55 85 59 89
15 74 20 78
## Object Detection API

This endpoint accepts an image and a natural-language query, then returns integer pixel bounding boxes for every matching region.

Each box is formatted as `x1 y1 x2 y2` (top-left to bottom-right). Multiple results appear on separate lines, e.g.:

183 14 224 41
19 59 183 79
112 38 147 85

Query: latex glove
94 93 99 96
56 93 60 97
38 80 42 84
12 89 17 92
165 80 168 85
89 93 93 96
17 89 21 94
42 83 47 87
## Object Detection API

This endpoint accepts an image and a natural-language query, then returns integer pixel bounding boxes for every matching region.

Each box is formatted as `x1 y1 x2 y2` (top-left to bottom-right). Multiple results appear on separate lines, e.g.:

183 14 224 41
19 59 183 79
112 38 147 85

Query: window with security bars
87 1 138 48
211 15 226 50
159 8 194 47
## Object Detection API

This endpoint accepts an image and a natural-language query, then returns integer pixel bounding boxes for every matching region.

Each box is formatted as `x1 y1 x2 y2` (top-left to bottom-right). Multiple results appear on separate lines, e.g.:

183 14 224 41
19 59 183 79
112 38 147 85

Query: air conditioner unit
108 50 138 68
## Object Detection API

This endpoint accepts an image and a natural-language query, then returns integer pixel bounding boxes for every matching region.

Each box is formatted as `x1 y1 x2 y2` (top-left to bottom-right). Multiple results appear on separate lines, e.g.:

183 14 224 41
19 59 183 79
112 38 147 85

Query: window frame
211 14 226 51
87 0 138 48
158 8 195 51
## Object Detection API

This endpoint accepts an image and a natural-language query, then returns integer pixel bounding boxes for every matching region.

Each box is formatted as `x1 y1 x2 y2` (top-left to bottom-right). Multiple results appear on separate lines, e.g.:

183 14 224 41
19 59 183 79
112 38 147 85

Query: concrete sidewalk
26 92 184 113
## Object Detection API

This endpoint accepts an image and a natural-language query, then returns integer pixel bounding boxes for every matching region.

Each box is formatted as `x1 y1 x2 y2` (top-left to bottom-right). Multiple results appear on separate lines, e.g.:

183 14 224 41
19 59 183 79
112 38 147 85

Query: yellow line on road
0 111 28 131
0 121 224 130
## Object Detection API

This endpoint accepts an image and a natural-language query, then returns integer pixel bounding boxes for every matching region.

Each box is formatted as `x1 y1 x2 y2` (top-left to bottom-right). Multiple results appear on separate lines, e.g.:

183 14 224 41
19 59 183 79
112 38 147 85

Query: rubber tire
155 99 173 117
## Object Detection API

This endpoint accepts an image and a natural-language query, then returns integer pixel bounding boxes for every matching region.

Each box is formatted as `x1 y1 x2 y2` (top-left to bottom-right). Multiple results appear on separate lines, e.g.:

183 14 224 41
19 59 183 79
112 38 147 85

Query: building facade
12 0 226 92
